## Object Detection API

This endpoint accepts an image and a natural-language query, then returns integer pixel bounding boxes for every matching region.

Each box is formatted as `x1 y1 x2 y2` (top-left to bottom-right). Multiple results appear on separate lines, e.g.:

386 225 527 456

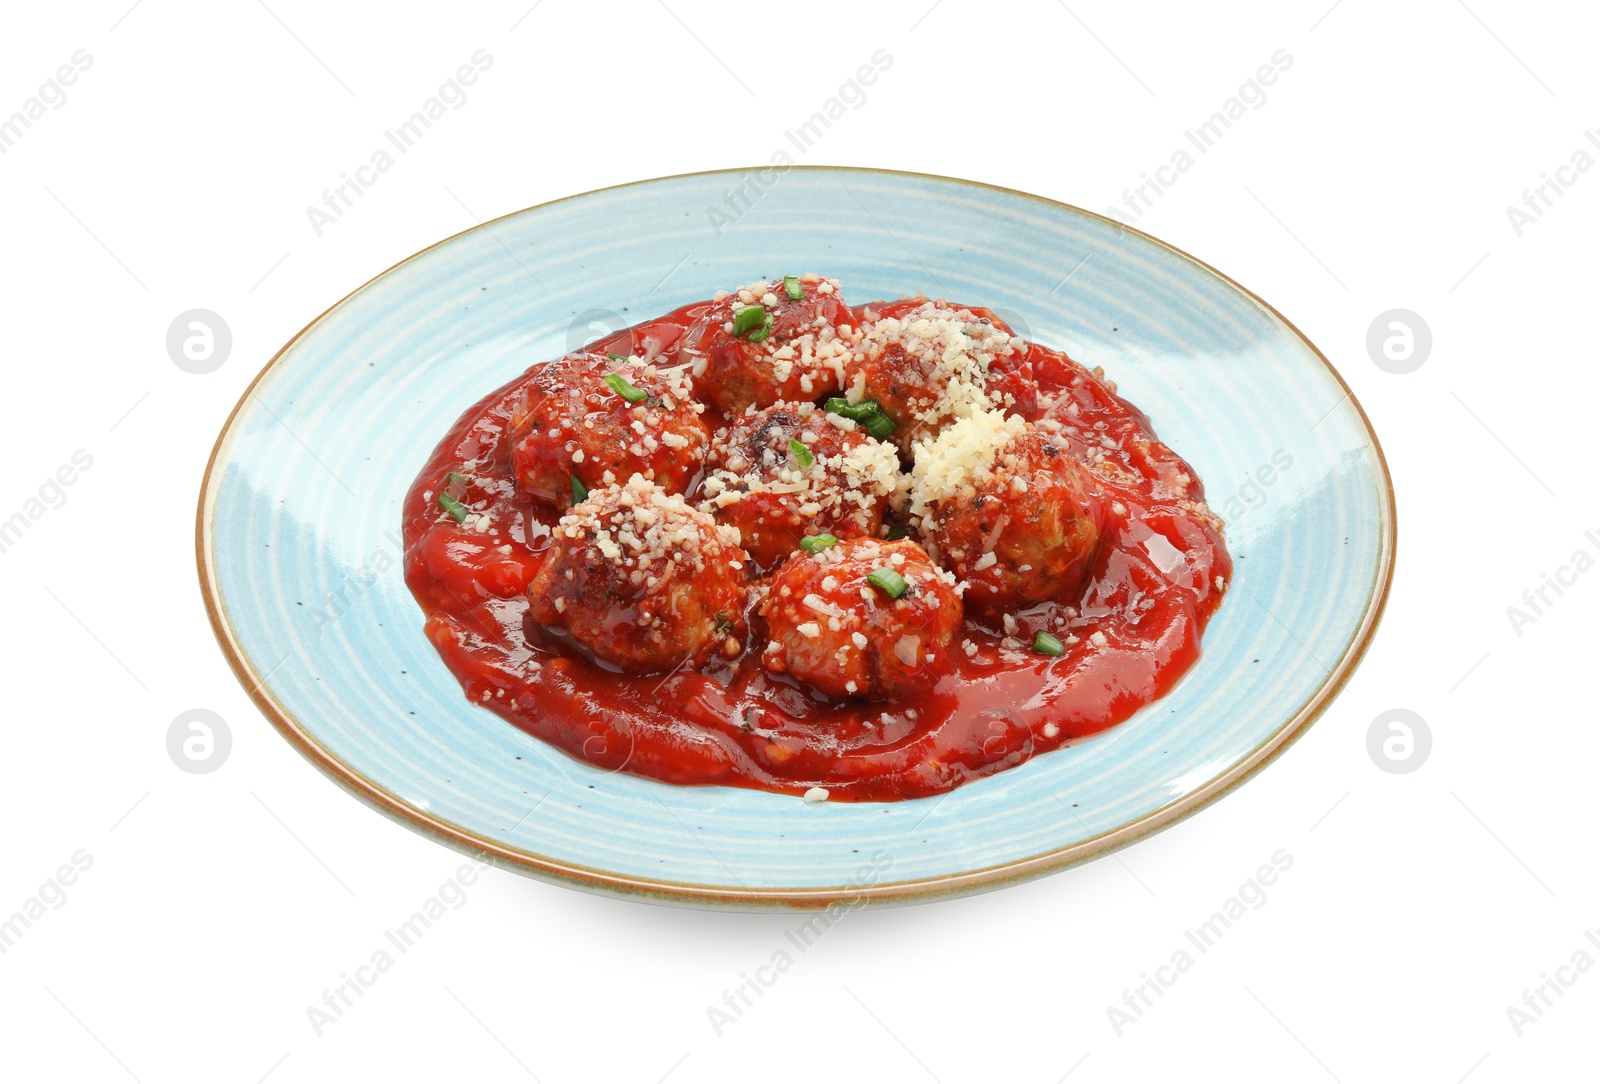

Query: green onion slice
823 397 880 422
1032 631 1065 657
745 314 774 343
783 275 804 300
864 412 898 439
823 397 898 438
439 492 469 522
731 305 766 336
885 525 909 540
798 533 838 554
789 438 815 468
605 351 629 362
867 567 907 599
570 475 588 504
603 372 649 402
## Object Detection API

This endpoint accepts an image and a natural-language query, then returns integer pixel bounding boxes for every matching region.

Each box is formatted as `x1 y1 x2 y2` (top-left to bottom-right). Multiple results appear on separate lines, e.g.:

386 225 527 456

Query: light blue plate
199 168 1394 909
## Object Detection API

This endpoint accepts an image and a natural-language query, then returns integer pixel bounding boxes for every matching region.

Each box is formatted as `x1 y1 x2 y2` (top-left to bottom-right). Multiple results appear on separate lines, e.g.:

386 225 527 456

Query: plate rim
196 165 1397 910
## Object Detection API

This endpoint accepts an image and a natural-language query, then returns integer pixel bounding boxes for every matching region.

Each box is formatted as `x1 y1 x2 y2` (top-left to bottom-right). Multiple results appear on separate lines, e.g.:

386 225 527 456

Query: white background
2 1 1596 1080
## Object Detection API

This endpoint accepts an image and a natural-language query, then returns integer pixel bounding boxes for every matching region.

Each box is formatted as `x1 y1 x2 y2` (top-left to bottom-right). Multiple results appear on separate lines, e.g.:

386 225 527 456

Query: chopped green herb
605 351 629 362
570 475 588 504
789 438 815 468
823 397 884 422
867 567 907 599
438 492 468 522
783 275 804 301
731 305 766 336
745 314 774 343
798 533 839 554
445 471 468 488
823 397 897 438
864 411 898 440
1032 631 1065 657
603 372 649 403
885 525 909 540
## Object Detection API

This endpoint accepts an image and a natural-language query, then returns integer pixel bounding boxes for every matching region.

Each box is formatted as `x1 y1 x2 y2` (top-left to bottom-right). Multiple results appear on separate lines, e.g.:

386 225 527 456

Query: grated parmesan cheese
845 301 1019 440
555 474 736 575
904 409 1028 521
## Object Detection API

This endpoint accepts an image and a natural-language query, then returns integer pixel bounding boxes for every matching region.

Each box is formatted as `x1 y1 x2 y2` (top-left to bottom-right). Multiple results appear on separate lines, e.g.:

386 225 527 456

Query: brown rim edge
196 165 1397 911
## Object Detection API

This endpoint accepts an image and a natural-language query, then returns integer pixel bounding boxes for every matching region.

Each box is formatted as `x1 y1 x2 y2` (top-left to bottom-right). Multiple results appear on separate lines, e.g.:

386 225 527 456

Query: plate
198 167 1395 909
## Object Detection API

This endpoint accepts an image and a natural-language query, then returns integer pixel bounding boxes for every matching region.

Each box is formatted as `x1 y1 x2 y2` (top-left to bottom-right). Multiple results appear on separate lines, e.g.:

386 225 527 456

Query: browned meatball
682 274 855 415
908 412 1103 621
527 476 750 673
509 351 709 509
841 299 1038 454
698 402 903 570
760 538 962 700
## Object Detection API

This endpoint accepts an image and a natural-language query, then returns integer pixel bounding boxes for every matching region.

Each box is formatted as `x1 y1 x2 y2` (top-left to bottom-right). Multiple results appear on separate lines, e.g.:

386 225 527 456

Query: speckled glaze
197 168 1395 910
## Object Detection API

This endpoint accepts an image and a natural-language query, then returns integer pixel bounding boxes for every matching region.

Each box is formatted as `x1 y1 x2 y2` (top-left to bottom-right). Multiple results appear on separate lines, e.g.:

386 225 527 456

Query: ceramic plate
198 167 1394 909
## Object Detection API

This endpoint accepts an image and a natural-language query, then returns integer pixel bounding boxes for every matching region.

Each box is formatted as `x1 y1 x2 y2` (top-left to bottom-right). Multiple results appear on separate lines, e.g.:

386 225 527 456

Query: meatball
859 296 1014 332
841 299 1038 454
699 402 903 571
527 476 750 673
682 274 855 415
760 537 962 700
509 351 709 509
908 412 1103 621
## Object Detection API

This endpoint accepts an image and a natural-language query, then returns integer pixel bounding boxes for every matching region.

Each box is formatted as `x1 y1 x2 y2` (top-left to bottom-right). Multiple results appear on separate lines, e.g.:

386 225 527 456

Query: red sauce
402 299 1231 801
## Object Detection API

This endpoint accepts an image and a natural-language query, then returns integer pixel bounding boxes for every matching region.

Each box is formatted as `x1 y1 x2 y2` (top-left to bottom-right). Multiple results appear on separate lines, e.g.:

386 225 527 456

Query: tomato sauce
402 299 1231 801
